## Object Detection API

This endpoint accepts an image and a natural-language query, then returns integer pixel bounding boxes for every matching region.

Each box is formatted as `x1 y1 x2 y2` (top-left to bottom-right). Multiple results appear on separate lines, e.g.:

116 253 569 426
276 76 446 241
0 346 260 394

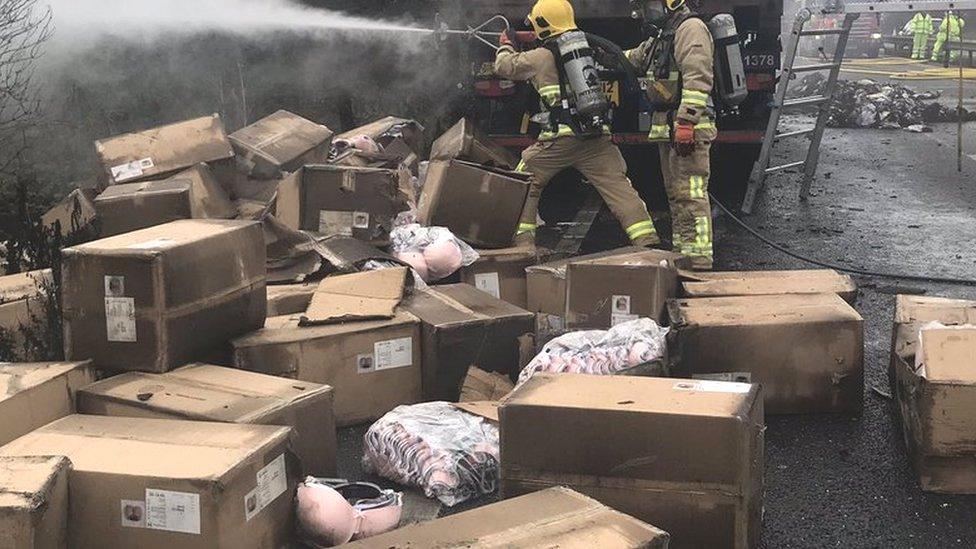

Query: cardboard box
94 179 192 237
229 110 333 179
401 283 534 401
681 269 858 303
459 246 539 309
277 165 410 245
0 361 94 447
0 269 51 356
41 188 98 237
344 486 669 548
77 363 338 475
891 295 976 493
429 118 518 169
0 415 297 549
526 247 646 315
501 374 763 549
566 249 686 329
95 114 235 185
62 220 267 373
266 283 317 316
669 293 864 414
232 312 422 426
299 268 406 326
417 160 529 249
166 163 237 219
334 116 424 156
0 456 71 549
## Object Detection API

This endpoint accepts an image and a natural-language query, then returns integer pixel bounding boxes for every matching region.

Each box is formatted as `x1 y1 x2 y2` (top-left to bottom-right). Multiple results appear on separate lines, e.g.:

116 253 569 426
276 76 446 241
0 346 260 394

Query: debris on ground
789 73 976 130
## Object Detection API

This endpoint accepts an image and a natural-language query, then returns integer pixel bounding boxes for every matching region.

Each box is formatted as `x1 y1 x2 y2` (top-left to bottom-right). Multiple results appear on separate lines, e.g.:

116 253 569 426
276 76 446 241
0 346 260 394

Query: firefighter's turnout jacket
495 42 659 246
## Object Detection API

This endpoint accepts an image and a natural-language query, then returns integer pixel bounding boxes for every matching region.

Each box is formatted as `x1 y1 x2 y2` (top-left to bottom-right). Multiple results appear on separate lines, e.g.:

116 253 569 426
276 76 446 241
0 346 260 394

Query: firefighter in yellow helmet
627 0 716 270
495 0 659 248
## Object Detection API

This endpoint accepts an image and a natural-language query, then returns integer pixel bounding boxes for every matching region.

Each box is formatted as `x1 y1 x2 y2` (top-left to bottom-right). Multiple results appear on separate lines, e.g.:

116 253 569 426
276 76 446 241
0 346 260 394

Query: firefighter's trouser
912 33 929 59
932 32 961 61
658 140 713 269
515 135 658 247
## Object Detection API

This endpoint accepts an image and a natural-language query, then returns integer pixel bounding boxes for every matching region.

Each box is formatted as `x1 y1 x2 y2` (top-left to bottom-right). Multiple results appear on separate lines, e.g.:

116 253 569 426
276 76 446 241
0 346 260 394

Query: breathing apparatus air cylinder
552 30 611 136
707 14 747 108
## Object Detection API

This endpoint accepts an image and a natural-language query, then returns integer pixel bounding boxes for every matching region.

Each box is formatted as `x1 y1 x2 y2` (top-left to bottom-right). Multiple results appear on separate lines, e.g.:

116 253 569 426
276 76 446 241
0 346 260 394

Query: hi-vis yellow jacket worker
494 0 659 248
627 0 716 270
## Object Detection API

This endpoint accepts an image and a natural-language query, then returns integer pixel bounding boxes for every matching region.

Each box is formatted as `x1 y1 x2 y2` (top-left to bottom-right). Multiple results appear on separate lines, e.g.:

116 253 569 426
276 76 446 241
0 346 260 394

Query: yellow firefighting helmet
528 0 577 40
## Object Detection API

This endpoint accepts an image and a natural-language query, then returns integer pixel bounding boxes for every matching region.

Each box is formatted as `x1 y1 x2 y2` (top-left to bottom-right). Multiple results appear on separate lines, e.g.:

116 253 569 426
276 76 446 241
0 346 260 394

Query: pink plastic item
296 478 402 547
423 240 463 280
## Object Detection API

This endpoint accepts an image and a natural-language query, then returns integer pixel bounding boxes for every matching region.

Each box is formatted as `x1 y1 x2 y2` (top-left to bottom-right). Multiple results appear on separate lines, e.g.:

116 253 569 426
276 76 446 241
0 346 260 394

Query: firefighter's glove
499 29 514 48
673 123 696 157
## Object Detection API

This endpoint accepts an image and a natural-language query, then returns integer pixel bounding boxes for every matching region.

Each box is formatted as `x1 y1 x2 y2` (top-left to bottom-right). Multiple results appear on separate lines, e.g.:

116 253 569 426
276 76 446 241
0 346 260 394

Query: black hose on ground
710 193 976 287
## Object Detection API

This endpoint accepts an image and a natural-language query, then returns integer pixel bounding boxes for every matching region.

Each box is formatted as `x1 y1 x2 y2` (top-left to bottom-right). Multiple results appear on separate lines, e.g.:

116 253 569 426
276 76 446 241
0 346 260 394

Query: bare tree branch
0 0 53 173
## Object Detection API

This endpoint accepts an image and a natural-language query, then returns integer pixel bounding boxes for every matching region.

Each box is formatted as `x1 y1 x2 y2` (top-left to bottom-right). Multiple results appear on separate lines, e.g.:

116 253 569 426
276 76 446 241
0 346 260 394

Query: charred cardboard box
891 295 976 493
565 249 688 330
77 363 338 476
526 247 647 315
95 164 237 237
417 160 530 249
668 293 864 415
229 110 334 179
681 269 858 303
277 165 410 245
61 220 267 373
0 362 94 447
232 312 422 426
0 269 52 356
334 116 424 157
95 114 235 185
0 456 71 549
429 118 518 169
42 188 98 238
500 373 763 549
458 246 539 309
401 283 534 401
266 283 317 316
344 486 670 549
0 415 298 549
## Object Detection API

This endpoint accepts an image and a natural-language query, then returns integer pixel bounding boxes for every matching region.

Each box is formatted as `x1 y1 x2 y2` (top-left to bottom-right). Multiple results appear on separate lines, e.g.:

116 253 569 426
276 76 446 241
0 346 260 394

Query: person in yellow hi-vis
495 0 659 249
909 11 934 60
932 11 965 62
627 0 716 270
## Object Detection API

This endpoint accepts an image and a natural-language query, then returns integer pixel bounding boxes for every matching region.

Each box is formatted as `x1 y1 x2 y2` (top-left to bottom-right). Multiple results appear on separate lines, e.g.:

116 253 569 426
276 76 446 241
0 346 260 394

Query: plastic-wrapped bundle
390 224 479 282
362 402 499 506
517 318 669 388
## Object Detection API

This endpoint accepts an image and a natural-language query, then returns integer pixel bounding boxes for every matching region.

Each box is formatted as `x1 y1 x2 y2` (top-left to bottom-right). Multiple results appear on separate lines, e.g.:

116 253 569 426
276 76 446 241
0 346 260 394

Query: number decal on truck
743 53 778 71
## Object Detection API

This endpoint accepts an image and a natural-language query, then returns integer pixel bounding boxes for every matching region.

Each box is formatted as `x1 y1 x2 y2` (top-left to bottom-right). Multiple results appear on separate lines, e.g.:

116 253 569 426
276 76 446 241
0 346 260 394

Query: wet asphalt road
334 62 976 546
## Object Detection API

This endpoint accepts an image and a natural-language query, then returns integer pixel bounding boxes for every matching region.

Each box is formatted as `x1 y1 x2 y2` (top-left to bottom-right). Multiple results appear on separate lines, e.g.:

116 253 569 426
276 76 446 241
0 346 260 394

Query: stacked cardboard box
681 269 858 303
0 362 94 446
402 283 534 401
428 118 518 169
277 165 411 245
668 293 864 414
501 373 763 548
0 415 298 548
345 487 669 548
61 220 267 372
233 312 422 426
418 160 530 249
95 114 235 185
41 187 98 237
0 456 71 549
458 246 539 309
229 110 334 179
891 295 976 492
77 363 338 475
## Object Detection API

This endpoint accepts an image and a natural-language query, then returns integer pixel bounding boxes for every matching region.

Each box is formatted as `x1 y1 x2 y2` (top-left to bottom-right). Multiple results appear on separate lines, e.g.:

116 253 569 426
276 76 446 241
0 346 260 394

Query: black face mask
641 1 671 32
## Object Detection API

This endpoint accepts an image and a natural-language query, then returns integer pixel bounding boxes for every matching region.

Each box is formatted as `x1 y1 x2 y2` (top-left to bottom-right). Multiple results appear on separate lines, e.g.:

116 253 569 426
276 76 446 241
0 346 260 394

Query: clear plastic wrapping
362 402 499 506
517 318 669 388
389 224 479 283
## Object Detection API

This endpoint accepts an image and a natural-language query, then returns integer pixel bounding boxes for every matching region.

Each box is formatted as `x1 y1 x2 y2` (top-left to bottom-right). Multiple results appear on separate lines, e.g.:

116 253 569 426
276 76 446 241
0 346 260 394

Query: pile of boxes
4 108 967 548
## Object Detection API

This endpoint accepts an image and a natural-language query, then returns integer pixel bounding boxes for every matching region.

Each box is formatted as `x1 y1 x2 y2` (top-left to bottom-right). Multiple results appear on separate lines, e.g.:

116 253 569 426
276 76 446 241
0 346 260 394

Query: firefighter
494 0 659 249
909 11 934 60
627 0 716 270
931 10 965 62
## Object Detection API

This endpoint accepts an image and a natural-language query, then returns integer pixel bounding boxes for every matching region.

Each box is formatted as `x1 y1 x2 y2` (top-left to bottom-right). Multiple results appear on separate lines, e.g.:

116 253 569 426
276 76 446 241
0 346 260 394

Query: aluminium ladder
741 0 976 214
